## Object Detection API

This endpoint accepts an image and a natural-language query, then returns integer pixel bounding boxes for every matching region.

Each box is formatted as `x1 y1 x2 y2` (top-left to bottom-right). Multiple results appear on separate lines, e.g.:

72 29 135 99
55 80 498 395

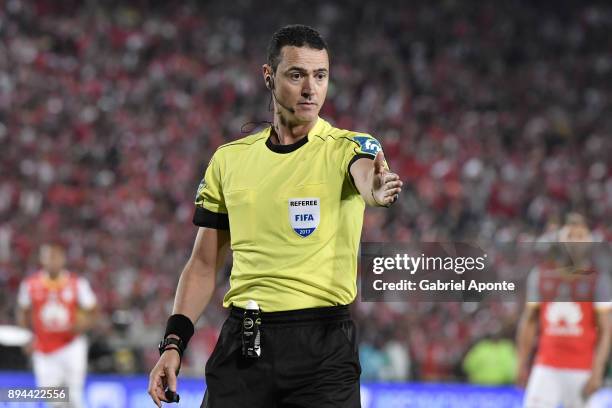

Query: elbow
186 254 217 279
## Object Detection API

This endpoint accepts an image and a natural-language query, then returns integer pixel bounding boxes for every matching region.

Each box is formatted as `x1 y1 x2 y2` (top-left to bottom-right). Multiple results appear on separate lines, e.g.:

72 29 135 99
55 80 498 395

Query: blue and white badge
289 197 320 237
354 135 382 156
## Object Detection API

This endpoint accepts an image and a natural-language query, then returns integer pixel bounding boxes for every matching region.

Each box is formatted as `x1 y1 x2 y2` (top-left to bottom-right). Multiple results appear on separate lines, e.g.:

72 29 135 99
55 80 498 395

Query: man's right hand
21 340 33 357
148 349 180 407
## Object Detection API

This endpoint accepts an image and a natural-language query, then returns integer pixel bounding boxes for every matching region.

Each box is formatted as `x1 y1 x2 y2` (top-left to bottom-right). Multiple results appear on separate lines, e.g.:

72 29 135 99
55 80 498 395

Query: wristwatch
158 337 184 357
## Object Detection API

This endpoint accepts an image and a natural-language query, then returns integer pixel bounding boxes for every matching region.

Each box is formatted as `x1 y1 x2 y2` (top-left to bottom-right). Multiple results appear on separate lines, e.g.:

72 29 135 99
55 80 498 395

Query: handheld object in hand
164 389 180 403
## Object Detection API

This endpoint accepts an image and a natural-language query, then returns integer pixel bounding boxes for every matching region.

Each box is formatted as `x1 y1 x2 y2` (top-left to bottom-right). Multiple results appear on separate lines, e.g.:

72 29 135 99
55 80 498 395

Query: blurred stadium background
1 0 611 406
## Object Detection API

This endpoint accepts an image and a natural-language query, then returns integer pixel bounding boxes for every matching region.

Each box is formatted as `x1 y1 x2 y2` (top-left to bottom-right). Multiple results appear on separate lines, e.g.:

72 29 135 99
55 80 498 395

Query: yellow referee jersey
193 117 384 311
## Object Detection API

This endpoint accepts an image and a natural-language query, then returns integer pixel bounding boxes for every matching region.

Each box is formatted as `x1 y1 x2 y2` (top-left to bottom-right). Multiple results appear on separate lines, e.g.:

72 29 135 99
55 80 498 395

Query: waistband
229 305 350 325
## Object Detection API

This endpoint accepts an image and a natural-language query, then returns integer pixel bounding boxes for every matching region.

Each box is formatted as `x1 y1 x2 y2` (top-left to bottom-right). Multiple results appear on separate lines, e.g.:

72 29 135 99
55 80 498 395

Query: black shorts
201 305 361 408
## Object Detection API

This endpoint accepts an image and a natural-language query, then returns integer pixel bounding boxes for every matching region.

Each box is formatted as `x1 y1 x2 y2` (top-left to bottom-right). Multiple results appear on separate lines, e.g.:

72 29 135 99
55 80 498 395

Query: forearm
16 308 30 330
358 170 378 206
351 161 379 206
592 325 611 377
171 256 217 325
516 317 537 367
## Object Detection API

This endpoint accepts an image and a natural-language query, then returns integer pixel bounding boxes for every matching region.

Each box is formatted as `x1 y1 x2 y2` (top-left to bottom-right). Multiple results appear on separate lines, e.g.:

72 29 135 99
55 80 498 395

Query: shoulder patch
195 178 207 200
353 135 382 156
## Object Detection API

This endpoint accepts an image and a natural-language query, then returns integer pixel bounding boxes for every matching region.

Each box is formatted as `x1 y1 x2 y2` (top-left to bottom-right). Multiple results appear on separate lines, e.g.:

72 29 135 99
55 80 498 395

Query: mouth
297 102 317 108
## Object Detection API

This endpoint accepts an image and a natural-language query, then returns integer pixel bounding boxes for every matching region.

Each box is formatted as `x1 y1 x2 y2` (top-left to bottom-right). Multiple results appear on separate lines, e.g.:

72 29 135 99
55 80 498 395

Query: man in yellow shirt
148 24 403 408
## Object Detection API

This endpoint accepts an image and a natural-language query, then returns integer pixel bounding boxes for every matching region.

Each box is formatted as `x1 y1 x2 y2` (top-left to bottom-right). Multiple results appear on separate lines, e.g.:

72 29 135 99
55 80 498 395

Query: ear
262 64 273 90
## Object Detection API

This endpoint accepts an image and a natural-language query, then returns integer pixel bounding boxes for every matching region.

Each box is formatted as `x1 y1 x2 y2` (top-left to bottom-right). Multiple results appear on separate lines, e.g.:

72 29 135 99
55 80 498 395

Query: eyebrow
286 66 329 74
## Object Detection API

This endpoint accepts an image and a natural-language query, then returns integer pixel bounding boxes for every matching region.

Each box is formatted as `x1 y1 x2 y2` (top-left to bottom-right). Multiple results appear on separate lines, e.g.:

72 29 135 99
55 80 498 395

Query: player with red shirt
16 244 97 408
517 214 611 408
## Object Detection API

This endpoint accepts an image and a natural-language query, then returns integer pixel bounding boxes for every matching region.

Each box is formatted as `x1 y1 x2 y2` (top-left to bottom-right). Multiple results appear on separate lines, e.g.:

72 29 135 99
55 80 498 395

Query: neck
46 270 63 280
271 112 317 145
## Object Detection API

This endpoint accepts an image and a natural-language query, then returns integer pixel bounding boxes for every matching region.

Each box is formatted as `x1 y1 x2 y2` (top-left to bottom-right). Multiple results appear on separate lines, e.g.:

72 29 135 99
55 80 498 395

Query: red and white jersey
537 301 602 369
18 270 96 354
527 264 612 369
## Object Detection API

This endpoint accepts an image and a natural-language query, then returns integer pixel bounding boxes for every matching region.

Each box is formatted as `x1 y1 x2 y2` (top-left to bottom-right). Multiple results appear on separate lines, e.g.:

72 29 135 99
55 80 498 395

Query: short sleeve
17 281 31 308
193 153 230 229
525 267 540 306
76 278 97 310
595 270 612 310
343 134 387 187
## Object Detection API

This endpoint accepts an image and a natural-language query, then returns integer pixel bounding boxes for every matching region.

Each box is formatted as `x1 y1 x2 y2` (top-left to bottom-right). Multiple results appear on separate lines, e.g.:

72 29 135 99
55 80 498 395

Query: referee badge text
289 197 320 237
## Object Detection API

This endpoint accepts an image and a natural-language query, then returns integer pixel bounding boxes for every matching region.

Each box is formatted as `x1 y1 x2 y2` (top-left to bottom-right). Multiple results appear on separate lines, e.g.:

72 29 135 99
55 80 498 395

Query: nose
301 76 315 99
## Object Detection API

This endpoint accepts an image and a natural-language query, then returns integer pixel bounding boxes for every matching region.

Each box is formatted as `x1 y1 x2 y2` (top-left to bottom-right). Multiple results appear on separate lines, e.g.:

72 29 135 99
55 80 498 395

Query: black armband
163 314 195 351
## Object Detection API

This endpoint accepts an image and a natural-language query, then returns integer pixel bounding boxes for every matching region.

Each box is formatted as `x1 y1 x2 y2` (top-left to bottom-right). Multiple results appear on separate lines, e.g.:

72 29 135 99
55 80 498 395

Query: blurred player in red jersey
16 244 98 408
517 214 612 408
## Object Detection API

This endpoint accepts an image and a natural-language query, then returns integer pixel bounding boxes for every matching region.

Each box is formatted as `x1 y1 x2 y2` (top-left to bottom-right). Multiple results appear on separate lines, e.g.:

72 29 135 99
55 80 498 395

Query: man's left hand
72 309 95 334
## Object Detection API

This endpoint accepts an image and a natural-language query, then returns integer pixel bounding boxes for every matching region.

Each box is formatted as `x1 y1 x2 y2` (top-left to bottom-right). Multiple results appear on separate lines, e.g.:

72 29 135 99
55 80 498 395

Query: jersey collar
41 269 69 289
265 117 326 154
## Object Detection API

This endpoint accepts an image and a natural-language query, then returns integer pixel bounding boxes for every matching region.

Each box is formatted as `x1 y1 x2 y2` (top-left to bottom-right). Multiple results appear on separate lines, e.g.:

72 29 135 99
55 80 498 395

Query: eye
290 72 301 80
316 73 327 80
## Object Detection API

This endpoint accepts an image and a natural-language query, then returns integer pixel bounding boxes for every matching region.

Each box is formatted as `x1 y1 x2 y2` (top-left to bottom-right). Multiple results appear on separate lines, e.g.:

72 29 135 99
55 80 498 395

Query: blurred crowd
1 0 611 381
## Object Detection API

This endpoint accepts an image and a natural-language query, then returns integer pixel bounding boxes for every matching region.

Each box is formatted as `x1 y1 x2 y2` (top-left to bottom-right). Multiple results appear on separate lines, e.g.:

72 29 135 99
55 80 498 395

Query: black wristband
159 337 184 357
164 314 195 350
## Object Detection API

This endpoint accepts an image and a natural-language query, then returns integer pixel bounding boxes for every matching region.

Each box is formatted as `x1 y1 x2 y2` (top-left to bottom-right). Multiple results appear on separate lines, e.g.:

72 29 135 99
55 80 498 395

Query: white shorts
523 364 594 408
32 336 88 408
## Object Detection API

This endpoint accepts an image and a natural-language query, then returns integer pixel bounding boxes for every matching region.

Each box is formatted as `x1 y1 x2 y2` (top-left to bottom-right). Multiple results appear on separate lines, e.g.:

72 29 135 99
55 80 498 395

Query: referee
148 24 402 408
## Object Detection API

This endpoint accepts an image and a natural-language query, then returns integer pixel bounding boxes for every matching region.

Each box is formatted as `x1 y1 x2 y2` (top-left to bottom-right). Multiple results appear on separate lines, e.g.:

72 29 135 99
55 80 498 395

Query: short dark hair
267 24 329 72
